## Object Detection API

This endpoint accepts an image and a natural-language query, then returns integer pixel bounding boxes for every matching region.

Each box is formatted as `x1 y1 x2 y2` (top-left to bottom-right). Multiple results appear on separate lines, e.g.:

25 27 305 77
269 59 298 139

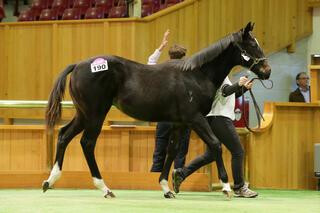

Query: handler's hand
159 29 170 51
238 76 249 86
244 81 253 89
239 76 253 89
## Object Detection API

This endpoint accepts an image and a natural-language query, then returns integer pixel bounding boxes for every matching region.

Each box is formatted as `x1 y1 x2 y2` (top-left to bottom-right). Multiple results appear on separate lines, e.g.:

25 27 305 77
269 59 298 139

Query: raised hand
159 29 170 51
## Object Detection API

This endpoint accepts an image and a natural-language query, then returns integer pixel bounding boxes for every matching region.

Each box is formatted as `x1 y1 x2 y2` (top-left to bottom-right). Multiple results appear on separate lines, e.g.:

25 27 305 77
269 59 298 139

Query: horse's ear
251 22 255 30
243 22 253 39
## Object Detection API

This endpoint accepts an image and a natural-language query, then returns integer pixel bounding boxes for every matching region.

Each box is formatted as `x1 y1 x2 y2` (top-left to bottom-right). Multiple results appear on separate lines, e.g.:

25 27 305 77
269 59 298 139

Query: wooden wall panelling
0 26 8 100
310 66 320 102
0 127 47 172
6 25 53 100
0 0 313 102
249 103 320 189
296 0 313 39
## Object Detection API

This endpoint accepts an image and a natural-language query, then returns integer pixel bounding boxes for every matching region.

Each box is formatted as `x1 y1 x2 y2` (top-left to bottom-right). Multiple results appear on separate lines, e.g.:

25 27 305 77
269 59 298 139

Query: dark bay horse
42 22 271 198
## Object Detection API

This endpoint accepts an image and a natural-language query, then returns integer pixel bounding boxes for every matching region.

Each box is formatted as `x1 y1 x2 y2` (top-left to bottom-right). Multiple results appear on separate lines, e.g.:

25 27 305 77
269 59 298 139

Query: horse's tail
46 64 76 131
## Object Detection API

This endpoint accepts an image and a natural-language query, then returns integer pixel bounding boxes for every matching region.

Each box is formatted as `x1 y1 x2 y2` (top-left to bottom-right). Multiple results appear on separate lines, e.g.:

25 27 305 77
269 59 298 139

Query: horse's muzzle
261 64 271 79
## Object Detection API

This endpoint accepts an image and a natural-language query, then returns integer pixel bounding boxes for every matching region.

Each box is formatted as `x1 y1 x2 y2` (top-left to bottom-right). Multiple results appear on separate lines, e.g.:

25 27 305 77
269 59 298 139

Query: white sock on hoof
93 177 111 195
160 179 170 194
46 162 61 187
220 180 231 192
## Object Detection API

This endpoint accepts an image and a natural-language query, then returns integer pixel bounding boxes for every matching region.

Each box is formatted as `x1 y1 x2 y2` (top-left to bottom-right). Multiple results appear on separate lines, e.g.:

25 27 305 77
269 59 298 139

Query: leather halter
232 35 272 132
233 41 268 71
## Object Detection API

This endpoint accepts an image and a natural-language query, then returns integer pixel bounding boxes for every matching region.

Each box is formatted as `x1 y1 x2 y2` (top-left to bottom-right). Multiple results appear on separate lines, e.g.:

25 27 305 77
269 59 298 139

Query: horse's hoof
104 191 116 198
42 181 50 193
223 190 233 200
164 191 175 199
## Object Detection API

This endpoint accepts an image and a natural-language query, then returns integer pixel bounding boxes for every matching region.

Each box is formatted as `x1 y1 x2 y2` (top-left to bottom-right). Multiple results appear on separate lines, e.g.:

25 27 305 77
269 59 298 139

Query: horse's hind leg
159 125 182 198
79 109 115 198
43 115 84 192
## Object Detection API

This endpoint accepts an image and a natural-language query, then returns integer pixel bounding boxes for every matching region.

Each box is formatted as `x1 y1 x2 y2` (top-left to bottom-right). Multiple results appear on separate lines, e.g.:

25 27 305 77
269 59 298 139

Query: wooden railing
3 101 319 190
0 100 135 125
0 100 250 190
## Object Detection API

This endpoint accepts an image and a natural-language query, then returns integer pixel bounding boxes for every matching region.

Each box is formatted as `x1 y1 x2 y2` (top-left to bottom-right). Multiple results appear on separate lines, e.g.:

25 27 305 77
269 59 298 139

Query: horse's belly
113 93 180 122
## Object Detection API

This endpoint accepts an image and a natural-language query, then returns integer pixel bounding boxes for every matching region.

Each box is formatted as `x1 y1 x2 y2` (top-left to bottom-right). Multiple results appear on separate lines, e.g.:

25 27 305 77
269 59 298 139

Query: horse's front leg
159 126 181 199
172 114 222 194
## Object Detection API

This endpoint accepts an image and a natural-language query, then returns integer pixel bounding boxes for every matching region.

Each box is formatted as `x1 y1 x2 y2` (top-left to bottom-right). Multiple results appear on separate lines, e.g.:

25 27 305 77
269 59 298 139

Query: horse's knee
232 147 244 159
57 128 65 141
58 121 73 138
57 136 69 149
58 127 67 136
80 138 95 151
202 151 216 163
57 127 74 148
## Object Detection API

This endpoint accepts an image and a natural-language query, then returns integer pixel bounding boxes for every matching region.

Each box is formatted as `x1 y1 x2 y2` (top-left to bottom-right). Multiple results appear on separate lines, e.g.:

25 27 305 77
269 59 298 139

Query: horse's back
69 55 213 122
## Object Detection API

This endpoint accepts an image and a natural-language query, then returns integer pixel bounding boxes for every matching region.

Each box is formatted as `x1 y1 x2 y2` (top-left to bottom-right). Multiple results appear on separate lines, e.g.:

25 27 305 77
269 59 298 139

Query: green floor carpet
0 189 319 213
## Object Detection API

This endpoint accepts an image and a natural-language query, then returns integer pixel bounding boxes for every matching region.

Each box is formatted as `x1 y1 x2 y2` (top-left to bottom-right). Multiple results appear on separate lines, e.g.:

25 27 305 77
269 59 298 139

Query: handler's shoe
172 168 184 194
234 183 258 198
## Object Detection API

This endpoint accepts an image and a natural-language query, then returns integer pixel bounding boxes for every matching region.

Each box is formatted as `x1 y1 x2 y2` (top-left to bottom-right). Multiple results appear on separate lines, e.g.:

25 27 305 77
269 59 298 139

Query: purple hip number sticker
91 58 108 73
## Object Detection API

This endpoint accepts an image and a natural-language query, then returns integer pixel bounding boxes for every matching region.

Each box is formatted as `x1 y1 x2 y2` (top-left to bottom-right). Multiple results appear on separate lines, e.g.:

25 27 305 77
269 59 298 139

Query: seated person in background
289 72 310 103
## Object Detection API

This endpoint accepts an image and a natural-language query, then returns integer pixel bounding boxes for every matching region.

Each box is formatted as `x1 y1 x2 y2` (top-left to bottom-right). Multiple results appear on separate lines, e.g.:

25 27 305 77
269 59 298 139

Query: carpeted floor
0 189 319 213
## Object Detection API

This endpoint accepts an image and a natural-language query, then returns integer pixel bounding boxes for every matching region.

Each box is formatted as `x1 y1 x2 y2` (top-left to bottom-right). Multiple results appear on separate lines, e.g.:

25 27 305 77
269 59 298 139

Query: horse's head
234 22 271 79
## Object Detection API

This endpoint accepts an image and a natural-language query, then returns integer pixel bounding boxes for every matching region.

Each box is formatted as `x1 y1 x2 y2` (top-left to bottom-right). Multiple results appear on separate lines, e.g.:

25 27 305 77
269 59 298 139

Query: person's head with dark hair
168 44 187 59
295 72 309 89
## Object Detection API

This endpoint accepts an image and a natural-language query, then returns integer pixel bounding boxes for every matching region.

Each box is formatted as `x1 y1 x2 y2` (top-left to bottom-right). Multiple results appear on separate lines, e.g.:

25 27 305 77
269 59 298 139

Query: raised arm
147 29 170 65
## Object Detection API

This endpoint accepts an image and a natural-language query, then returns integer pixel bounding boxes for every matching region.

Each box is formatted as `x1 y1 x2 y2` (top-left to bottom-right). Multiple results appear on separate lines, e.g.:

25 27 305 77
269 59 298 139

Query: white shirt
147 49 162 65
207 77 235 120
299 87 310 103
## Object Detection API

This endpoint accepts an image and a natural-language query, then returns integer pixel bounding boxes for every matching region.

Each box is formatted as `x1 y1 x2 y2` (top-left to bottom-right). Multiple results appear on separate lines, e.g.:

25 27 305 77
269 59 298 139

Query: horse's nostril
266 65 271 70
263 64 271 74
265 70 271 79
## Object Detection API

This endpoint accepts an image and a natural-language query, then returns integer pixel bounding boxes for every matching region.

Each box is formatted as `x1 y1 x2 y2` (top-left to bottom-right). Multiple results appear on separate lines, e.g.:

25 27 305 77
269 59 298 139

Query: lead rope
241 78 273 133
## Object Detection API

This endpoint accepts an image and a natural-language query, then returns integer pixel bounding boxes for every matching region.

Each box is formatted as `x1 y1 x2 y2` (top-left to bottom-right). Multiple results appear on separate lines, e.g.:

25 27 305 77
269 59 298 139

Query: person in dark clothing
152 123 191 171
289 72 310 103
172 76 259 198
147 30 191 172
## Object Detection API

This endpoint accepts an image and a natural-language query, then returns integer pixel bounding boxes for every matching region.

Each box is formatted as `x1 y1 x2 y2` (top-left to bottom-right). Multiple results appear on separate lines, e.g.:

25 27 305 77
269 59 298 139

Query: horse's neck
204 44 239 87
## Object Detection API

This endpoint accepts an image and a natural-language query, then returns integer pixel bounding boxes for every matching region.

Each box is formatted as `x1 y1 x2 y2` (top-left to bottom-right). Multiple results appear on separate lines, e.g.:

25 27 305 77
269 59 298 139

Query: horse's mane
182 32 240 71
99 31 241 72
